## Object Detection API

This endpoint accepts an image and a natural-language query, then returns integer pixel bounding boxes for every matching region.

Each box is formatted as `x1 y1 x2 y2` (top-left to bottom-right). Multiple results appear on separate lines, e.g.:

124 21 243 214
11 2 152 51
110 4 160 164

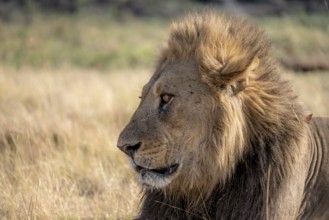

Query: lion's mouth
135 163 179 176
130 160 180 188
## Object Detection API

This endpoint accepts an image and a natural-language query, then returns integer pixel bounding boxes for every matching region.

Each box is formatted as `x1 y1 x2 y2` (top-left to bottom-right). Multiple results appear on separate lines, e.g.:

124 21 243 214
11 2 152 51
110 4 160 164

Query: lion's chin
131 162 180 189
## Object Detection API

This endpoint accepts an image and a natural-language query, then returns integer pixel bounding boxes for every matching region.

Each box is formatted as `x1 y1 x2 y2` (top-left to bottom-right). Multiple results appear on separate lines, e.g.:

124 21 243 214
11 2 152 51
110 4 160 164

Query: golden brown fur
117 12 329 219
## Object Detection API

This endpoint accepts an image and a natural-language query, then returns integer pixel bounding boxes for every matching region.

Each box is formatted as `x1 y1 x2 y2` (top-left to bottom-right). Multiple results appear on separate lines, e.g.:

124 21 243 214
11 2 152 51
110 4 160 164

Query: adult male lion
117 13 329 220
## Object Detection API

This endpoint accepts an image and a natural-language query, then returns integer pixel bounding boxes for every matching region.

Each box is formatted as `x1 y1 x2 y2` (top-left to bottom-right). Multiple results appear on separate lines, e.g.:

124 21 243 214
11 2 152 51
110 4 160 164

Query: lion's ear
201 56 259 95
224 57 259 96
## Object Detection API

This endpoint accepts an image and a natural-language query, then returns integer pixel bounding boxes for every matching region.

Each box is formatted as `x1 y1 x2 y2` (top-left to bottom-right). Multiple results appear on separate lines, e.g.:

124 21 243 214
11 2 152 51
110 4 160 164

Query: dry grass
0 66 328 219
0 67 152 219
286 71 329 116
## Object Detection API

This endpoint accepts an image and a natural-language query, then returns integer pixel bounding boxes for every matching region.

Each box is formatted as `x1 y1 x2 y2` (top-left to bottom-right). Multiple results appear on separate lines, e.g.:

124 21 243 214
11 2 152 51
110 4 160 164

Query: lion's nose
117 142 141 157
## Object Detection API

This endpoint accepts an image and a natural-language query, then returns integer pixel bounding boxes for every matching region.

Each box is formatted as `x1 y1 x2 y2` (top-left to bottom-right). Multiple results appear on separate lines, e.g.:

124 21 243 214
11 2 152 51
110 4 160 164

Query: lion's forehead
144 60 208 98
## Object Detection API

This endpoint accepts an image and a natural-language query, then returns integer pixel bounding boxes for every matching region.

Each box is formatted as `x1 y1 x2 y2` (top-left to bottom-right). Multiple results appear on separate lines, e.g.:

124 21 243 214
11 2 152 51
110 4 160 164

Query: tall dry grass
0 67 152 219
0 67 328 219
286 71 329 116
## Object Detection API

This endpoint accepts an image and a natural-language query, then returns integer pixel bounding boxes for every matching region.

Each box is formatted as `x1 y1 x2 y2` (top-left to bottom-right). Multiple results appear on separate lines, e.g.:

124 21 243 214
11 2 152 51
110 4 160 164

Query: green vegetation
0 12 328 70
0 13 169 70
258 14 329 67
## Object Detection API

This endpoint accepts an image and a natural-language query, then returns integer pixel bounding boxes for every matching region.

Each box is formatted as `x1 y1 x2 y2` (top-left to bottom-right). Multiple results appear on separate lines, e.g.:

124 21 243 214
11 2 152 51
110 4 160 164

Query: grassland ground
0 68 151 219
0 12 328 219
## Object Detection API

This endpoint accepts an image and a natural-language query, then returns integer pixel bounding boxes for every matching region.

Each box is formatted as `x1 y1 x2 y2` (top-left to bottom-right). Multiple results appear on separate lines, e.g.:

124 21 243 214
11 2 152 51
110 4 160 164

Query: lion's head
117 13 306 202
117 59 218 190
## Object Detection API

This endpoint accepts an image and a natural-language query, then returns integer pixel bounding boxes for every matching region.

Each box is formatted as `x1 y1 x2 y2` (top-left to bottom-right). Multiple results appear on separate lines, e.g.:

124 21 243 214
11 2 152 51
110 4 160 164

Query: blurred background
0 0 328 219
0 0 329 70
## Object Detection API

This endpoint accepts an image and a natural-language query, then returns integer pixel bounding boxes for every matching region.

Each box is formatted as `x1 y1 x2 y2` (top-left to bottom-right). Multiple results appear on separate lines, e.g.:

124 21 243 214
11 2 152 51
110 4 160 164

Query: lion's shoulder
302 117 329 219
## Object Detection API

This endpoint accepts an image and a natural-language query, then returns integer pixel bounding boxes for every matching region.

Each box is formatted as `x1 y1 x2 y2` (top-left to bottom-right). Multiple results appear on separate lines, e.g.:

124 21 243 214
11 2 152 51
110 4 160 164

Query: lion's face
117 60 216 189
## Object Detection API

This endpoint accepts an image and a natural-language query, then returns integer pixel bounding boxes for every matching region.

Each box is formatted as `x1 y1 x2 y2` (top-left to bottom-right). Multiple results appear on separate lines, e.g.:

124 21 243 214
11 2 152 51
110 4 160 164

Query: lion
117 13 329 220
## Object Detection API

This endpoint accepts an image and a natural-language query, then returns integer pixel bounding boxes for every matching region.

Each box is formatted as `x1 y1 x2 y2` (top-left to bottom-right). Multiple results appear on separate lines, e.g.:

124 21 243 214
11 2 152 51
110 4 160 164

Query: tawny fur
117 12 329 220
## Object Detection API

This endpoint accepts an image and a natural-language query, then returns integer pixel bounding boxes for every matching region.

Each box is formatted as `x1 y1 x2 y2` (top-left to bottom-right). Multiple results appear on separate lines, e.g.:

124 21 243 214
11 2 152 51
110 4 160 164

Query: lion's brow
141 84 151 99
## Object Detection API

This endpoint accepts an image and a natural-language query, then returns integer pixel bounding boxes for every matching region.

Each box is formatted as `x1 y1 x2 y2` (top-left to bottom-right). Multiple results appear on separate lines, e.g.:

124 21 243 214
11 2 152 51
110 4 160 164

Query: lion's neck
139 125 309 220
139 154 271 220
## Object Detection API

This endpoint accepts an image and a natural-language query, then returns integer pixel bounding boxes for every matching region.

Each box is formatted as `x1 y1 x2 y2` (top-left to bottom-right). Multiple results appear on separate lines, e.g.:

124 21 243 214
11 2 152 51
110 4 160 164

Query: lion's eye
159 94 173 110
161 94 172 104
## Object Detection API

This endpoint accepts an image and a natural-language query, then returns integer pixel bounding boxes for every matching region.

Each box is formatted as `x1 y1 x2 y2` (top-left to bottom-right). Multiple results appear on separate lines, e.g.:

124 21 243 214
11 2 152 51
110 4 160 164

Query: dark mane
138 138 300 219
